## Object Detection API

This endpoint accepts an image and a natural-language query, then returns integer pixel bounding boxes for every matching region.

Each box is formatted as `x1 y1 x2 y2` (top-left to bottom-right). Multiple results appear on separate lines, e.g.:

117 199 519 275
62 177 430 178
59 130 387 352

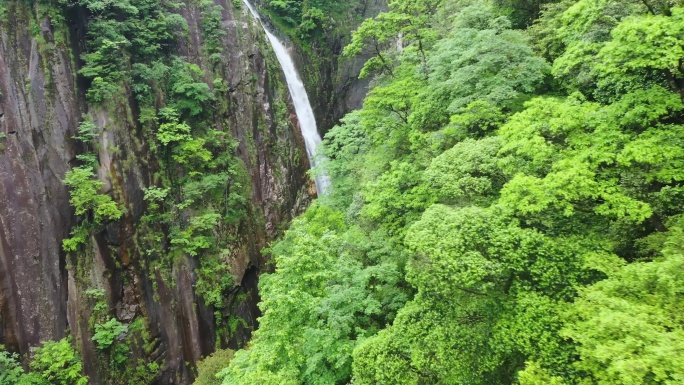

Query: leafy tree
0 350 25 385
220 204 408 385
168 58 213 117
223 1 684 385
425 136 504 205
62 165 124 251
362 160 435 235
194 349 234 385
595 6 684 102
92 318 127 350
30 338 88 385
493 0 562 28
320 111 369 209
563 225 684 384
353 204 605 384
426 5 550 114
344 0 444 78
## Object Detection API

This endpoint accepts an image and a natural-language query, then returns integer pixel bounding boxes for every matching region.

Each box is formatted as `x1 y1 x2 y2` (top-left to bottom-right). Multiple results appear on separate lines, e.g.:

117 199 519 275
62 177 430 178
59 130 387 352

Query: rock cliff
0 0 315 383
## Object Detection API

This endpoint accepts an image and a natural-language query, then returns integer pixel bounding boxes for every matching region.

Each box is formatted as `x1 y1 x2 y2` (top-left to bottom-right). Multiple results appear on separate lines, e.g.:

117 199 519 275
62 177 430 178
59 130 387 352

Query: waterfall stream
243 1 331 195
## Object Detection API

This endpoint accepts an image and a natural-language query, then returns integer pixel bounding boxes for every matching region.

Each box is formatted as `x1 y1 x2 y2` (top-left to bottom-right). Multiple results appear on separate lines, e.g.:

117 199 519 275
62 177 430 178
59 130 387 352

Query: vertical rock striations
0 0 313 383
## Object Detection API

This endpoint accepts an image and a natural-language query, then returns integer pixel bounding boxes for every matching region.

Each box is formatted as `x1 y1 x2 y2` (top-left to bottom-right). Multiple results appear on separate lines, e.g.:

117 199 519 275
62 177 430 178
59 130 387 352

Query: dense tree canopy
217 0 684 384
10 0 679 382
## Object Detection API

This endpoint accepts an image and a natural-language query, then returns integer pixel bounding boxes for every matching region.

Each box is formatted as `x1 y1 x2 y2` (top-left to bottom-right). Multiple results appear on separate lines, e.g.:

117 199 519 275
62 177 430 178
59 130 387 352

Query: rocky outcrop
290 0 386 134
248 0 382 136
0 0 312 383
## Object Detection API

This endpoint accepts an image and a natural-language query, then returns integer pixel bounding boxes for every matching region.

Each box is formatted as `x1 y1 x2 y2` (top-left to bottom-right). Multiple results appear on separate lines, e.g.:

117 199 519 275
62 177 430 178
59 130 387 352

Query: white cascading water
243 0 331 195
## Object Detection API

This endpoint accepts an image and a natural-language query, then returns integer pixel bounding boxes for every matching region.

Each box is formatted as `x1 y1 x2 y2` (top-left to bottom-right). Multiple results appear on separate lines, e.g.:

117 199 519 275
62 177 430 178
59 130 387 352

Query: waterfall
243 0 331 195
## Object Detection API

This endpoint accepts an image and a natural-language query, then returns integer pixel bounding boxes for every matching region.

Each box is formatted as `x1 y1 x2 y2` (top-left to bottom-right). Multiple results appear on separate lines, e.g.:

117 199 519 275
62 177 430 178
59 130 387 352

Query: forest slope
219 0 684 384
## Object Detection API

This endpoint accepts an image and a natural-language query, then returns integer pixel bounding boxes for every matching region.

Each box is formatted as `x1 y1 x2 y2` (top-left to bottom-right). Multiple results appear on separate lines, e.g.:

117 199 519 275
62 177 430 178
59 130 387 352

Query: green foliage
43 0 249 377
362 160 435 235
0 350 25 385
92 318 127 350
320 112 369 209
223 1 684 384
64 167 122 220
426 5 550 113
194 349 234 385
75 0 188 102
220 204 408 385
169 59 213 117
344 0 443 78
548 0 684 98
261 0 347 39
199 0 228 66
595 6 684 100
352 204 605 384
62 165 124 251
425 136 504 205
517 361 566 385
170 212 220 256
30 338 88 385
563 225 684 384
493 0 562 28
73 119 99 143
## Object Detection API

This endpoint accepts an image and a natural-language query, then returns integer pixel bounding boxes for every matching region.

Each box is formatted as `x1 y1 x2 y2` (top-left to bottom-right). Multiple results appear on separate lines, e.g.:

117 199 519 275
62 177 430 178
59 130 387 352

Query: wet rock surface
0 1 314 383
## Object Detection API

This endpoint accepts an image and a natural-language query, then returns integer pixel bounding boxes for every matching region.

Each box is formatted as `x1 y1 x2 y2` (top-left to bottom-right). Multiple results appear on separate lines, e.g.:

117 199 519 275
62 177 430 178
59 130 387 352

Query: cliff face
248 0 381 136
0 0 313 383
290 0 385 134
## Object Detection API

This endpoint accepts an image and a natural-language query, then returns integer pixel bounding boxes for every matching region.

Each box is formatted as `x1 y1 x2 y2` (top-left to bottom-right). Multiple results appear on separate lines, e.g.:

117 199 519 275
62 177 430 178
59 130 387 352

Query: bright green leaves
30 338 89 385
169 59 214 117
501 160 653 222
360 63 427 150
195 349 235 385
498 95 601 175
220 204 407 385
63 117 123 252
518 361 567 385
155 107 213 165
498 95 657 223
62 165 124 252
425 137 504 205
362 161 435 235
63 166 123 220
551 0 644 85
596 7 684 100
444 101 505 140
428 6 550 113
227 2 684 385
298 7 325 36
75 0 187 102
351 204 589 384
157 108 192 145
320 112 369 208
80 37 130 102
405 4 550 135
617 125 684 183
352 328 418 385
0 351 25 385
563 227 684 384
344 15 402 78
344 0 443 78
600 7 684 72
0 339 89 385
550 1 684 99
170 213 220 257
607 86 683 129
92 318 127 350
405 206 509 297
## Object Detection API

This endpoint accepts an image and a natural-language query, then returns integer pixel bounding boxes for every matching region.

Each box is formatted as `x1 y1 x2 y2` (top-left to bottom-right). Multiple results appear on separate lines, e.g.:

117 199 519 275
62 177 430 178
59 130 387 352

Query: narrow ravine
243 0 331 195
